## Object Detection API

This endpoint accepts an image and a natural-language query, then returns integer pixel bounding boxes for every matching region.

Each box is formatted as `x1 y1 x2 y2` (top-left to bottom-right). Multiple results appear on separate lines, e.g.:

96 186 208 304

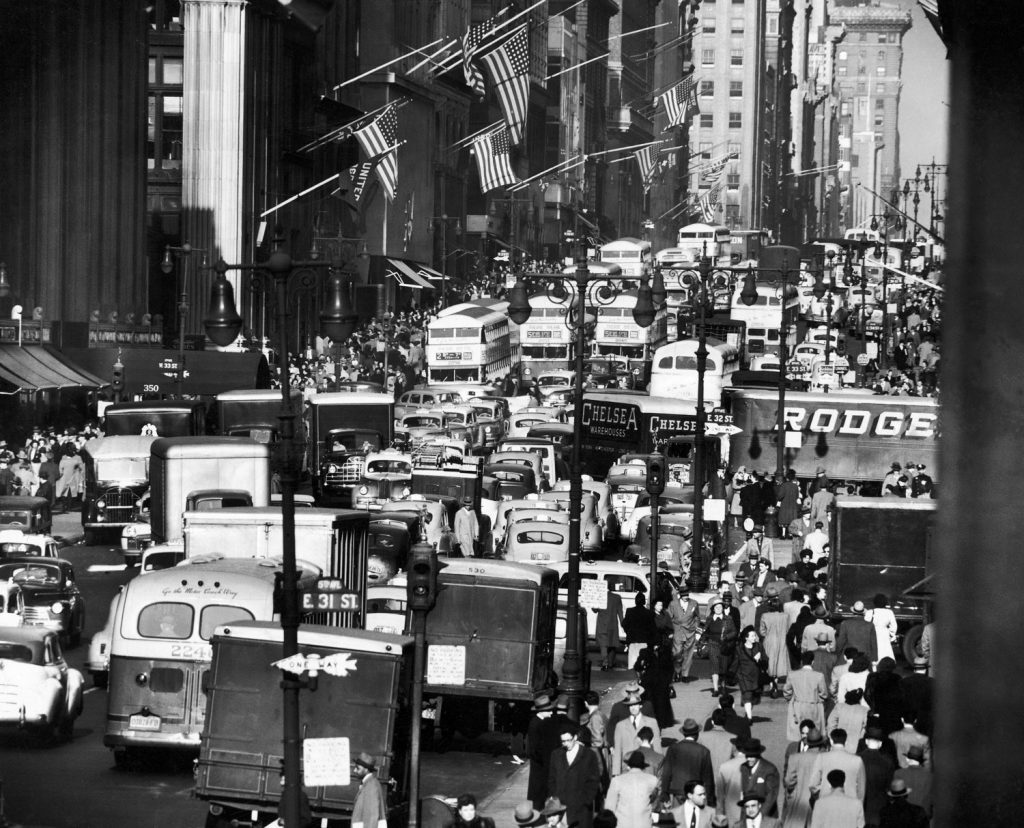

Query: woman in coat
758 596 790 699
702 597 738 698
775 469 802 539
735 625 768 721
827 688 869 753
866 593 898 663
638 642 676 729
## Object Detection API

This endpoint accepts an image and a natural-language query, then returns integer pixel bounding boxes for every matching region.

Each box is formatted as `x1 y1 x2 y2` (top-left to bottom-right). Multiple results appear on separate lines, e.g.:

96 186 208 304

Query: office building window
703 18 716 33
728 141 741 154
731 49 743 66
731 16 744 33
729 112 742 128
730 81 743 97
700 81 715 97
700 142 713 156
702 48 716 66
767 14 778 35
876 65 887 75
700 113 714 128
727 173 740 188
837 66 847 76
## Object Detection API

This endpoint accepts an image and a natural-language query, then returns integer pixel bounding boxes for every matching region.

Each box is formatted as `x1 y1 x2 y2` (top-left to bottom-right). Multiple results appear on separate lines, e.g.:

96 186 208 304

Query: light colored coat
782 667 828 741
604 767 659 828
610 715 662 776
716 756 746 825
808 787 865 828
808 749 866 801
781 748 825 828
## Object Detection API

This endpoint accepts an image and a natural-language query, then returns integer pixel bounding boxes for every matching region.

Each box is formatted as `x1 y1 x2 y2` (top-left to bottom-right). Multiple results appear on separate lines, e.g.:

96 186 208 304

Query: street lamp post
508 243 657 720
160 243 206 398
202 232 356 828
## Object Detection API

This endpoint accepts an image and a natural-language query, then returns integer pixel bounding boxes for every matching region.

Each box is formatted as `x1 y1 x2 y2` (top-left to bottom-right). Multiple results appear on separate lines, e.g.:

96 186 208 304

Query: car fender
39 675 64 721
65 668 85 719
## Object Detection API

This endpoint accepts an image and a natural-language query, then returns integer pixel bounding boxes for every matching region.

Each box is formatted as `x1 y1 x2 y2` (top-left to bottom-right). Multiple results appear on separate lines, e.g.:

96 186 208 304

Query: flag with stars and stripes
634 146 658 193
698 180 724 223
480 25 530 145
472 126 519 193
701 151 738 185
461 14 503 97
658 75 698 127
354 104 398 201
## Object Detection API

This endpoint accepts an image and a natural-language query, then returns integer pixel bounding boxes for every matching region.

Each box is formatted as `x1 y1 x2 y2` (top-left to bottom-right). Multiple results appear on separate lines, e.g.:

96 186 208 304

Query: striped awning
386 258 434 290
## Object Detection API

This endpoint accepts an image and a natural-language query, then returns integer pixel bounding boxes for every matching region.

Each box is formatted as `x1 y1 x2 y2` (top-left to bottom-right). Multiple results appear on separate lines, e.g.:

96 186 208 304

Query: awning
62 348 270 397
386 258 434 290
415 264 444 282
0 345 108 392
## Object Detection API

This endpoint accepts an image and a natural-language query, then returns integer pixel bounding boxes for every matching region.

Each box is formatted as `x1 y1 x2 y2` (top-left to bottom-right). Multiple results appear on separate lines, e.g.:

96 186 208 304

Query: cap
514 803 540 826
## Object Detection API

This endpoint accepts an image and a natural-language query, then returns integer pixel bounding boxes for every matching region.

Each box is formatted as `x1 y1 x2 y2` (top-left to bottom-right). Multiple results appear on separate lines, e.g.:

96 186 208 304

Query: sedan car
0 626 84 741
354 449 414 511
0 530 61 561
394 389 463 420
0 558 85 647
395 410 452 447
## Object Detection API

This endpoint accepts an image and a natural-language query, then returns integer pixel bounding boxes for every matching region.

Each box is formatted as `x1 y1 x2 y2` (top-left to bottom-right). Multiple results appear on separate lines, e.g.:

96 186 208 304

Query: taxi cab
437 404 485 449
395 409 452 446
394 389 463 420
606 458 649 526
378 495 454 555
537 490 602 557
467 397 508 448
503 517 570 565
490 497 563 553
550 559 663 639
499 509 570 559
0 530 61 561
354 449 414 510
506 410 559 439
485 450 545 489
551 477 617 544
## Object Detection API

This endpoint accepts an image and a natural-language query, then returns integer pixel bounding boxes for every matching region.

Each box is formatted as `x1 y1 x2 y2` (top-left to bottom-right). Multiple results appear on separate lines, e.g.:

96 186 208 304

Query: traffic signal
111 358 125 394
407 541 445 611
646 452 666 496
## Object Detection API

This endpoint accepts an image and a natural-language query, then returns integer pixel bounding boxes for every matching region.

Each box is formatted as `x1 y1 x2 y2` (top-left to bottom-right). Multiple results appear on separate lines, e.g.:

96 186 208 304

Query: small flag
698 181 724 223
700 151 738 185
634 146 658 193
347 160 377 203
354 104 398 201
658 75 698 127
481 26 530 145
472 126 519 193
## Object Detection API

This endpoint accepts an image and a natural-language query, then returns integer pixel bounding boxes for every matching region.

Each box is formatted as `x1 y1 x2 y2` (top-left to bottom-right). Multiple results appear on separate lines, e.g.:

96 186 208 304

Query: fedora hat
541 797 567 817
353 752 377 773
622 680 645 696
623 691 643 705
514 802 540 826
681 718 701 737
626 750 648 769
738 791 765 806
738 738 765 756
532 692 555 711
887 779 911 798
805 728 827 748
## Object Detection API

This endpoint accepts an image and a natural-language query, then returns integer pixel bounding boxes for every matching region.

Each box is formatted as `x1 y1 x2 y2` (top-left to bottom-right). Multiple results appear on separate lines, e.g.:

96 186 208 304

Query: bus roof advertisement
727 390 939 482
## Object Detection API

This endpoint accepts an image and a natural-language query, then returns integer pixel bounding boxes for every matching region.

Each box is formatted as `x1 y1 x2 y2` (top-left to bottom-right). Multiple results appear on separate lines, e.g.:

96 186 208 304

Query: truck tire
902 623 924 664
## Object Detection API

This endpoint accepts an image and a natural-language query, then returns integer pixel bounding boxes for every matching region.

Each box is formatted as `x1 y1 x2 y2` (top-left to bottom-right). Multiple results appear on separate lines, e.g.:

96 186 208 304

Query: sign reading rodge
781 406 937 439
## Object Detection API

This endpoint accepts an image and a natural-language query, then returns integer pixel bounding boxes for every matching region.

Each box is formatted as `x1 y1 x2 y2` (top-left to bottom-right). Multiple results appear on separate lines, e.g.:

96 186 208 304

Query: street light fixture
201 231 357 828
507 242 656 720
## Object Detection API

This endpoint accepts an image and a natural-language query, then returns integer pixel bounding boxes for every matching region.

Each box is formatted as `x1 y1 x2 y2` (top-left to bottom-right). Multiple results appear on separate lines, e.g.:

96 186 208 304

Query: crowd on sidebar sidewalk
0 424 101 510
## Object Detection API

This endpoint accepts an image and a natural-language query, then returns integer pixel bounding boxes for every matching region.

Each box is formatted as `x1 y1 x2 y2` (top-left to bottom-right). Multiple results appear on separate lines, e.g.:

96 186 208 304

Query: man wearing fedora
350 751 387 828
877 779 928 828
548 722 601 828
604 750 659 828
540 797 567 828
528 691 568 809
667 583 701 684
610 690 661 776
660 718 717 808
808 769 865 828
808 729 866 802
835 602 878 664
781 726 828 828
733 791 780 828
892 744 931 818
736 739 780 819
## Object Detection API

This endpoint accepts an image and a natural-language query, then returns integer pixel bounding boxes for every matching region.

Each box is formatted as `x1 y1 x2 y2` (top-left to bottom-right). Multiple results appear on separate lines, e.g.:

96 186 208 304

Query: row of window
696 113 745 128
699 81 744 97
837 65 890 77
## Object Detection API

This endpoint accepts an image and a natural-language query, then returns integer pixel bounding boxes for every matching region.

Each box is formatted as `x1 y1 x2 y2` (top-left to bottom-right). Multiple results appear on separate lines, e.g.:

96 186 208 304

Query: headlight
327 464 338 474
51 601 64 614
96 499 106 509
358 486 369 495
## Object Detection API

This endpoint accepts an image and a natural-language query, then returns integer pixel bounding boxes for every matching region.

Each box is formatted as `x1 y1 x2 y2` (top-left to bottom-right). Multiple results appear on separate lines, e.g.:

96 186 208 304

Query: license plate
129 714 161 731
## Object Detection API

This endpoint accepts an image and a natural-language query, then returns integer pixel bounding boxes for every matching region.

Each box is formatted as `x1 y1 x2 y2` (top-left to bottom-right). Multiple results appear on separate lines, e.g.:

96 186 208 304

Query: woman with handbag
702 597 737 698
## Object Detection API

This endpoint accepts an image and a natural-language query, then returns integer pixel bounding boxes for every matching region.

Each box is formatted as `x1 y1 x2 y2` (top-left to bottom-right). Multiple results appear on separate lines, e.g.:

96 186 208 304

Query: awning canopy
0 345 108 393
62 348 270 397
386 258 434 290
415 264 444 282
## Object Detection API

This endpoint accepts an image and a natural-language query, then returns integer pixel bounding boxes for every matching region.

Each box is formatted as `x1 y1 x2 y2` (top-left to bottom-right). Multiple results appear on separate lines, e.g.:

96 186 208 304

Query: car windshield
404 417 443 428
4 565 60 585
328 431 383 453
95 458 149 482
538 376 569 386
0 511 33 524
367 460 412 475
0 643 34 662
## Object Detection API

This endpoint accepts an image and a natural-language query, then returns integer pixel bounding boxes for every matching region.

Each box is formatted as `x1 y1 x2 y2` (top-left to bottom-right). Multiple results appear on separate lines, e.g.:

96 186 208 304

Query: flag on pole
354 104 399 201
634 146 658 193
480 26 530 144
347 160 378 203
461 15 503 97
700 151 738 185
657 75 698 127
472 126 519 193
698 180 724 223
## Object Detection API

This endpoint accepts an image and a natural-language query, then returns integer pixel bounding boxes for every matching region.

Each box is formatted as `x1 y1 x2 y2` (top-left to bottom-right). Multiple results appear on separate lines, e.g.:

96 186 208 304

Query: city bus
592 291 669 372
517 293 574 375
729 281 800 361
103 556 321 764
599 237 653 278
677 222 732 263
648 338 741 405
425 299 520 386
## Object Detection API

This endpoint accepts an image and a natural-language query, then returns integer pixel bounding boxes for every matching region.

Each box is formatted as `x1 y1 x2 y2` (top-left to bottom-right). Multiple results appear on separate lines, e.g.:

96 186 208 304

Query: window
700 141 713 156
700 113 714 128
702 48 716 66
731 49 743 66
730 81 743 97
703 17 716 33
729 112 742 129
874 115 884 127
725 204 740 226
728 141 741 155
857 63 867 76
727 173 740 188
148 0 182 31
731 16 744 33
148 50 184 172
877 50 886 62
139 603 193 639
837 66 847 76
838 50 848 61
875 98 886 110
700 80 715 97
201 606 256 640
767 14 778 35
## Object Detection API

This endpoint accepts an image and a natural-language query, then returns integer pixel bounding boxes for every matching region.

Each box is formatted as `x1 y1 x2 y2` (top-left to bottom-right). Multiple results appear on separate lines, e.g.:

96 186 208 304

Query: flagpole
298 99 409 154
605 21 671 42
333 40 442 91
507 154 586 191
587 140 666 159
448 120 506 152
260 174 340 218
407 38 461 75
432 0 545 75
545 52 609 82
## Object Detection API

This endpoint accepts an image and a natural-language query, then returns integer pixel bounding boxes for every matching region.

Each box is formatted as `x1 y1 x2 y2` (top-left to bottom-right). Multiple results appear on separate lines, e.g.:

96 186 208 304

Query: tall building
829 0 912 229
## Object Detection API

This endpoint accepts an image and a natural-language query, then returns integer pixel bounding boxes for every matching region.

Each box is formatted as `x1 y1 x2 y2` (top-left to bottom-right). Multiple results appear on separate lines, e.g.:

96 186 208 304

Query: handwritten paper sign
303 736 350 787
426 645 467 685
579 578 609 610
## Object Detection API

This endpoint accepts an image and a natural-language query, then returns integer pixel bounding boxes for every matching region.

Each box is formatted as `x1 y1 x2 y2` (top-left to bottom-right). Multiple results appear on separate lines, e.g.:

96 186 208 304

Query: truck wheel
902 624 924 664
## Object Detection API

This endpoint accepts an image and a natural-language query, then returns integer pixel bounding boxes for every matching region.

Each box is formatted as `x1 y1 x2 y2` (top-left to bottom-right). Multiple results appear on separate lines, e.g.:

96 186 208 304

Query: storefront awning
62 348 270 397
0 345 108 392
415 264 444 282
386 258 434 290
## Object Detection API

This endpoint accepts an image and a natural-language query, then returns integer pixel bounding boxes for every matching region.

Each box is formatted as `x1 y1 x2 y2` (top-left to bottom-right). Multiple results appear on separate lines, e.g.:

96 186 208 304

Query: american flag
658 75 698 127
481 25 530 145
700 151 738 185
461 15 502 97
634 146 658 193
354 104 398 201
698 180 724 223
472 126 518 193
346 160 377 203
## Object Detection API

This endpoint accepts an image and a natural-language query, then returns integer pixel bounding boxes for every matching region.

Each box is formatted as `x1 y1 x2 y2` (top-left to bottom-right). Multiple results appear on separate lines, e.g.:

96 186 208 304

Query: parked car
0 530 61 560
0 558 85 647
0 496 52 536
0 626 84 741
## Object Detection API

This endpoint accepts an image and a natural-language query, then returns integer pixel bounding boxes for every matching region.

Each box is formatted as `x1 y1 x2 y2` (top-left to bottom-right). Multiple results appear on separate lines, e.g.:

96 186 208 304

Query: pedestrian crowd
0 424 100 512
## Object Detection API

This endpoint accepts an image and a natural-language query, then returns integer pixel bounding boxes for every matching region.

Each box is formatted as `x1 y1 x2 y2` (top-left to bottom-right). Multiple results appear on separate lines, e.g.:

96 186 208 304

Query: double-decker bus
729 281 800 361
649 338 741 406
518 293 574 374
677 222 732 263
592 291 669 372
599 237 653 278
425 299 520 385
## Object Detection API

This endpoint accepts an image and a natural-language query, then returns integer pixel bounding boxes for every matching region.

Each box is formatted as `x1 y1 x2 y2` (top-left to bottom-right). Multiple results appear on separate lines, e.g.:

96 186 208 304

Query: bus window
139 603 194 639
200 605 256 640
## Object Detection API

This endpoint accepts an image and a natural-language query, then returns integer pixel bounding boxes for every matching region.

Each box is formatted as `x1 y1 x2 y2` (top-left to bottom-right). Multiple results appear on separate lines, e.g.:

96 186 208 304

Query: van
103 557 320 764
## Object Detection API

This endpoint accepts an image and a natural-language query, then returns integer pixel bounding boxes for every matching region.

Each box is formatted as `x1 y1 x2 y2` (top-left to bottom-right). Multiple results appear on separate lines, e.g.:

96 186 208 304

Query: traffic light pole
646 452 665 598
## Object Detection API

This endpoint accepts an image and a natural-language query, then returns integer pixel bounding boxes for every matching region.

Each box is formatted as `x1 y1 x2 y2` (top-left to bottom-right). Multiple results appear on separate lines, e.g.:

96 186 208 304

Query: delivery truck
194 620 413 828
